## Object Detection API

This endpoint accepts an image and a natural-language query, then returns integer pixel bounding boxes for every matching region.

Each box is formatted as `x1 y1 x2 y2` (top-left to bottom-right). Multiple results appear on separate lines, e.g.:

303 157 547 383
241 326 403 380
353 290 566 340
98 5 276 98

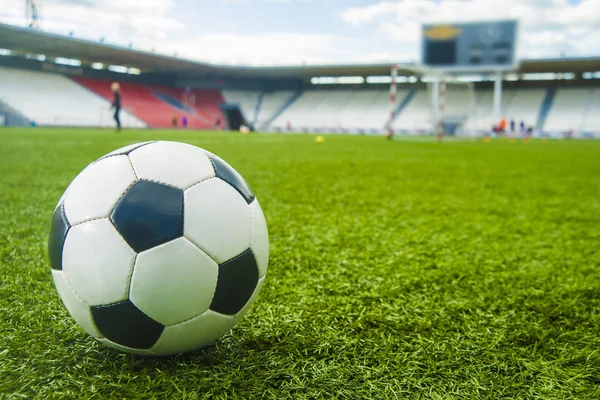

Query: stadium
1 0 599 398
1 21 599 136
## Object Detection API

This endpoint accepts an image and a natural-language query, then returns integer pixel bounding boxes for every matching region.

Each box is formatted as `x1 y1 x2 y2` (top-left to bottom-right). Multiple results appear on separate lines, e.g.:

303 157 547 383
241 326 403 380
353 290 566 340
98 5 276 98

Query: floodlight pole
493 71 503 123
25 0 41 29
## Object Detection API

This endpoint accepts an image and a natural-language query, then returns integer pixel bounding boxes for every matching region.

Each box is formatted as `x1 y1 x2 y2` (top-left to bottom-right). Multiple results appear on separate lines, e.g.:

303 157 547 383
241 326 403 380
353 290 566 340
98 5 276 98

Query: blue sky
1 0 599 65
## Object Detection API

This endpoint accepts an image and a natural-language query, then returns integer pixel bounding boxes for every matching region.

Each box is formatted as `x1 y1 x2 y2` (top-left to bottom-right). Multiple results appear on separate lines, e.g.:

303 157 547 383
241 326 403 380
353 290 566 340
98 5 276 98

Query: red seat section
150 86 226 129
71 77 215 129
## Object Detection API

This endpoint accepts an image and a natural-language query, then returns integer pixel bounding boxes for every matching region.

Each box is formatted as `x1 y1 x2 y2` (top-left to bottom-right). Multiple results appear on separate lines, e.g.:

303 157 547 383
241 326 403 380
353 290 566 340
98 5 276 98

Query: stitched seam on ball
136 178 181 191
249 202 255 247
185 236 220 266
71 216 109 228
96 154 122 162
126 154 139 180
126 254 138 299
92 299 129 309
205 151 217 173
70 178 137 227
177 239 220 315
59 273 105 337
60 271 90 306
184 176 216 191
222 247 252 265
167 308 231 327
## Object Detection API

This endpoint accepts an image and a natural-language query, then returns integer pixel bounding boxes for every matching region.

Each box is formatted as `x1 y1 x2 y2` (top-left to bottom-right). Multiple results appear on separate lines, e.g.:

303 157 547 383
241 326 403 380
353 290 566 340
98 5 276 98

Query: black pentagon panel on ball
48 204 71 271
91 299 164 349
110 180 184 253
206 153 255 204
210 248 259 315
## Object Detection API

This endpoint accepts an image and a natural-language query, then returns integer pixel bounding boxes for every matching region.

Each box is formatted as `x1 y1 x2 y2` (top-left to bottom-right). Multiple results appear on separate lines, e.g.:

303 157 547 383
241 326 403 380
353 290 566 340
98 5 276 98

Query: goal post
427 76 477 137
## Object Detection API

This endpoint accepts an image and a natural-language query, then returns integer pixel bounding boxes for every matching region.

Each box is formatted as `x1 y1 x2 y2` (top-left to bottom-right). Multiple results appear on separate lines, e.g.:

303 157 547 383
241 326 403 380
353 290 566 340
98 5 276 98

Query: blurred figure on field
520 120 525 135
510 119 515 135
182 115 188 128
498 117 507 136
110 82 121 131
172 115 178 128
215 116 222 130
564 129 574 139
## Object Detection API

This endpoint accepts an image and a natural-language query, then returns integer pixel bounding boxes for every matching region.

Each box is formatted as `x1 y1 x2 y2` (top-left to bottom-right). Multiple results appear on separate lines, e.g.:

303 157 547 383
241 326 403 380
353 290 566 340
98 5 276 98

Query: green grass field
1 128 599 399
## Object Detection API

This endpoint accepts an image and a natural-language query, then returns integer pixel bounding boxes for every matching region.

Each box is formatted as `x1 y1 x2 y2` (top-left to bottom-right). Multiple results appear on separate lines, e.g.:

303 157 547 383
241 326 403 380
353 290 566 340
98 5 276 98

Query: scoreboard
421 20 518 71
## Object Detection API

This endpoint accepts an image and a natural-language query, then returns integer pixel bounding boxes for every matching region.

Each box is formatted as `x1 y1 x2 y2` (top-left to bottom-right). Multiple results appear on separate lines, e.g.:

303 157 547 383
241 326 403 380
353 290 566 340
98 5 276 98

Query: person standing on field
111 82 122 131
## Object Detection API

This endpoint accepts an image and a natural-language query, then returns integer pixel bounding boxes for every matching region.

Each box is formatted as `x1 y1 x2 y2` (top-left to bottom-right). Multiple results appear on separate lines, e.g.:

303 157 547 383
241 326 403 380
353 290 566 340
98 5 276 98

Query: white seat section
465 89 543 132
309 90 355 130
581 89 600 133
272 90 397 131
255 91 294 128
358 90 399 130
222 90 260 123
0 66 145 128
445 87 475 117
271 91 330 129
463 90 512 131
393 90 432 132
503 89 545 128
336 90 383 130
545 88 590 132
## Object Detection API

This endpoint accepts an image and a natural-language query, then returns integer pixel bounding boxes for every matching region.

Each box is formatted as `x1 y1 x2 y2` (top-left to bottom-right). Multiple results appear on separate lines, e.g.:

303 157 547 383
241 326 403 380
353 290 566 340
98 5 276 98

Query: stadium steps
252 92 265 127
264 90 304 128
0 99 30 127
537 87 556 130
189 89 227 127
71 77 209 129
152 92 192 112
392 90 418 124
148 87 214 125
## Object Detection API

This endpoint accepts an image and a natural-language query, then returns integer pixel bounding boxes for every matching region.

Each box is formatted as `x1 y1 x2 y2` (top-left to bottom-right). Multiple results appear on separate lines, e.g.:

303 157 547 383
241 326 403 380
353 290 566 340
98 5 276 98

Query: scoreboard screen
421 20 518 71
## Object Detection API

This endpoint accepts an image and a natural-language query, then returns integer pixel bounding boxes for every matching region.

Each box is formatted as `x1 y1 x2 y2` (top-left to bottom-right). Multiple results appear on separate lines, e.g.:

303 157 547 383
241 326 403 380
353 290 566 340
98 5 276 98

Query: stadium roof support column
431 79 440 132
493 72 503 123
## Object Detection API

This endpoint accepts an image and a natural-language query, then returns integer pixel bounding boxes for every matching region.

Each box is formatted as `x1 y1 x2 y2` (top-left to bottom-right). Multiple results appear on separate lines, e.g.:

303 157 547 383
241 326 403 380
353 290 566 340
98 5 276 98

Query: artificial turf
0 128 599 399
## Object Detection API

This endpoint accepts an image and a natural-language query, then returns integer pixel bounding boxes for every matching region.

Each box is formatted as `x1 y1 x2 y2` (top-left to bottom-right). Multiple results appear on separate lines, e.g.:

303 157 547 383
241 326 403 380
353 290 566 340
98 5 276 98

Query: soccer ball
48 141 268 356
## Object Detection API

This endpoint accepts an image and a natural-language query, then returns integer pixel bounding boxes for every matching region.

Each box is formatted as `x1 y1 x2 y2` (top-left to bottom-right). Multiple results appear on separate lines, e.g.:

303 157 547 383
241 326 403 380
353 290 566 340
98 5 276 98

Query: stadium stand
192 89 226 127
255 91 295 129
463 88 544 133
503 89 546 129
270 89 398 132
393 90 432 132
581 89 600 134
72 77 211 129
0 20 598 136
270 90 328 130
222 90 261 125
0 66 145 127
149 86 224 127
544 88 589 132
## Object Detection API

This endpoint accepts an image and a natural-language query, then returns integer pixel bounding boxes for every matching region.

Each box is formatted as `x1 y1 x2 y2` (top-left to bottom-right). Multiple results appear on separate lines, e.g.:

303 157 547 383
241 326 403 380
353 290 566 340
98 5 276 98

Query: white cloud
0 0 183 45
0 0 598 65
164 32 353 66
341 0 600 58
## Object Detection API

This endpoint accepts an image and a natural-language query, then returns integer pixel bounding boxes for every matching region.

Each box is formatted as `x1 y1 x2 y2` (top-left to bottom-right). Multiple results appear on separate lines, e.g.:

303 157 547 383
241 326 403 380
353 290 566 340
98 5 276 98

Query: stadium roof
1 22 599 80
